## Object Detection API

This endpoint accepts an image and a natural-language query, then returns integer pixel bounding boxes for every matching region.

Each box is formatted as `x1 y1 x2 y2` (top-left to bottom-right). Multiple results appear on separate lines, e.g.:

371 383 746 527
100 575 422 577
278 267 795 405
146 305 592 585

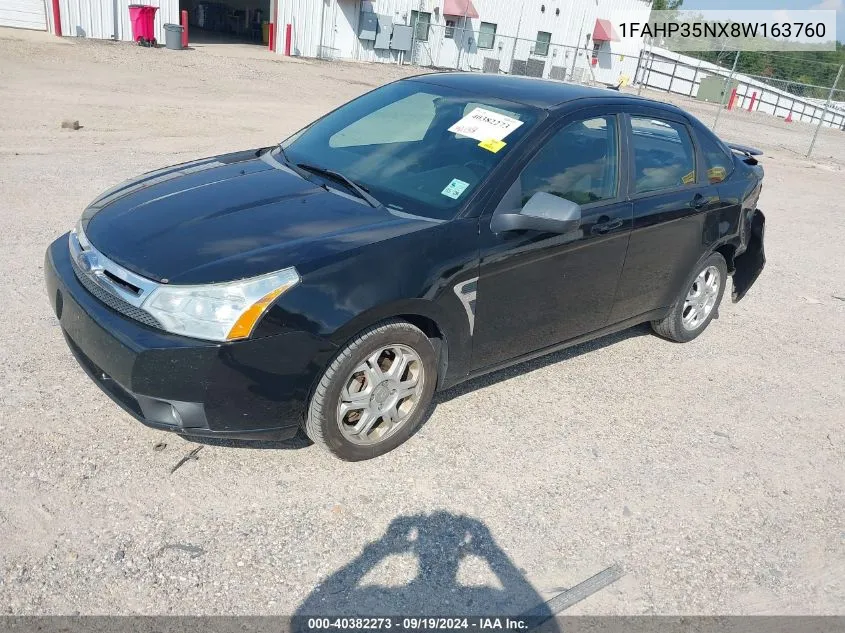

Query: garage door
0 0 48 31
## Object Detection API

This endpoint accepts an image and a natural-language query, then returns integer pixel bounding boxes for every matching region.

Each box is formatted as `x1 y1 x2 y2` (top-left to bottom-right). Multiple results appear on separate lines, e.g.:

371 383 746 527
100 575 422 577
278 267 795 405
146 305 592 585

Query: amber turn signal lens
226 283 294 340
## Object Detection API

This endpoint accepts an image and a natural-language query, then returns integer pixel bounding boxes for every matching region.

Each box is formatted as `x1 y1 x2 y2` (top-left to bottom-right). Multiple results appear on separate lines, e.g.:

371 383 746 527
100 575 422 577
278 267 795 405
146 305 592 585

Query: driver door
471 110 633 371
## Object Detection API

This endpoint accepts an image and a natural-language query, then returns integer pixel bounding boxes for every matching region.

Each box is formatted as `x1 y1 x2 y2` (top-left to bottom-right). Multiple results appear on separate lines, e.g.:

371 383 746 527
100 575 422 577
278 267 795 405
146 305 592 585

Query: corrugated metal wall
275 0 651 84
0 0 48 31
58 0 178 42
274 0 323 57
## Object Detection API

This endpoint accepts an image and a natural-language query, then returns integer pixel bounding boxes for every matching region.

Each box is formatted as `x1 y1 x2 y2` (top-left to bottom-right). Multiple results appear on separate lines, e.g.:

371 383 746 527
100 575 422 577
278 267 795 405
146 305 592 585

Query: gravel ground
0 28 843 616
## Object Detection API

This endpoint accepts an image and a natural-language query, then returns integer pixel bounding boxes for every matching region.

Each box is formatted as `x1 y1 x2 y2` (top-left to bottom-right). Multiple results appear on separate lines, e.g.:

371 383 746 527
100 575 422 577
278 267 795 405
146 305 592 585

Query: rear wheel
305 320 437 461
651 252 727 343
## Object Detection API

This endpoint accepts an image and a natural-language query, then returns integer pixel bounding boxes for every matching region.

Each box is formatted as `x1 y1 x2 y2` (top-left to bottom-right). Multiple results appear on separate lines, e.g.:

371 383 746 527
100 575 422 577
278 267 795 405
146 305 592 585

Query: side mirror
490 191 582 234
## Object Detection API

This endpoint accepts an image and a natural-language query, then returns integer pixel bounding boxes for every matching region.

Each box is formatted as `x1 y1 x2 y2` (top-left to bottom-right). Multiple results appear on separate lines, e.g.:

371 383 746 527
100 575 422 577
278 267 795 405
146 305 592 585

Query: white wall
0 0 48 31
274 0 322 56
276 0 652 84
57 0 179 43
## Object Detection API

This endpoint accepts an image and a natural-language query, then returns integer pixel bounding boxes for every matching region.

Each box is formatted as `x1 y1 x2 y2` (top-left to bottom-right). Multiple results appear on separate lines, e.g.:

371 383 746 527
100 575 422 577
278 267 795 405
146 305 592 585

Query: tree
651 0 683 10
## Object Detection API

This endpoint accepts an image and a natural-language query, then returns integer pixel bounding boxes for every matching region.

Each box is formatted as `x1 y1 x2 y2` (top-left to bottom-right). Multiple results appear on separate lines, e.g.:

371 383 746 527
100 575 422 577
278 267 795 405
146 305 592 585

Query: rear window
630 117 697 194
697 130 734 184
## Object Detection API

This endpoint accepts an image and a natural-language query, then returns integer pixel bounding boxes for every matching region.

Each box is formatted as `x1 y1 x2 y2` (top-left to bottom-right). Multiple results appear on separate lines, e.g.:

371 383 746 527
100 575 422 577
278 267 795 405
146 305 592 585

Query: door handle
690 193 707 209
591 218 623 235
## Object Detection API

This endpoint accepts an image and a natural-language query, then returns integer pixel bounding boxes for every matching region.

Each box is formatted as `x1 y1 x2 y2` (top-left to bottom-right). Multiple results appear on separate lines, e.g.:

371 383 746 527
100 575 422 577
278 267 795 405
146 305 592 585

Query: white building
1 0 652 85
278 0 653 84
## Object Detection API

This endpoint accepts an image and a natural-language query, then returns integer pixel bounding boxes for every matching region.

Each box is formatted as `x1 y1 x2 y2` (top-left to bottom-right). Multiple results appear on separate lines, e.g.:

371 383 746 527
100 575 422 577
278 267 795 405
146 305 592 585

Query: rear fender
732 209 765 302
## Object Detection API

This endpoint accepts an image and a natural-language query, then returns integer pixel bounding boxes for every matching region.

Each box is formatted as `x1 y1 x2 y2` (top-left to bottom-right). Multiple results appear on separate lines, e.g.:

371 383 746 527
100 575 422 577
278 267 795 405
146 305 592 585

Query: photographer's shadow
294 512 556 625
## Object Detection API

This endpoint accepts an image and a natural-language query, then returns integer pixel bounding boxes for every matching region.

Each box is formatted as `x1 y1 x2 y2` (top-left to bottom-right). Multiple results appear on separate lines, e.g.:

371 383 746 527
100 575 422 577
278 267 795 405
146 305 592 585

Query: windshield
279 80 542 221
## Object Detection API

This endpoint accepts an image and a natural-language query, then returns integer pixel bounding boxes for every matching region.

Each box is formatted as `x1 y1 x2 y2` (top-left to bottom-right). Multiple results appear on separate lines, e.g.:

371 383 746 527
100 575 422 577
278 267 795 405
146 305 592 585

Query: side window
697 131 734 184
410 10 431 42
630 116 697 194
478 22 497 49
519 116 619 207
535 31 551 56
329 92 437 148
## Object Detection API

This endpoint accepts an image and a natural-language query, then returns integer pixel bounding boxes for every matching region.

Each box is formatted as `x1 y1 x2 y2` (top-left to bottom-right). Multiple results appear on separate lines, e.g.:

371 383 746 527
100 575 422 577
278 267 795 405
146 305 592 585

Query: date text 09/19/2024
303 617 532 630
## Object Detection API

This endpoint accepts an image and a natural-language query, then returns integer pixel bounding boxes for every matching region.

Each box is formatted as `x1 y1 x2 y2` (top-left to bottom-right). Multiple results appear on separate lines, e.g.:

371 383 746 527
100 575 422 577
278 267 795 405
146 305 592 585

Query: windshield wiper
274 145 312 180
296 163 381 208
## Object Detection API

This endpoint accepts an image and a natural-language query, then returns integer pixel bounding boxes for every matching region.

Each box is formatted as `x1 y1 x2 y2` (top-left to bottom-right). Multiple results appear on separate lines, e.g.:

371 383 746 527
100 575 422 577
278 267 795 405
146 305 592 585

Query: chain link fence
632 45 845 160
311 11 844 162
406 22 641 89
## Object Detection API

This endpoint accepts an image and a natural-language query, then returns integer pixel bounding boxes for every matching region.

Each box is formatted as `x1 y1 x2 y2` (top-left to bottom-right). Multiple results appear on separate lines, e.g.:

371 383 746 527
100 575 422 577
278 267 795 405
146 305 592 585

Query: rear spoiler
726 143 763 165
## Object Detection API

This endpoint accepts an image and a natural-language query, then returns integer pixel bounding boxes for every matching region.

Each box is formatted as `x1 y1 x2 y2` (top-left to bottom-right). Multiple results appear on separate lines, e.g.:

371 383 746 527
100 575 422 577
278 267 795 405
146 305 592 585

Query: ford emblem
78 251 101 274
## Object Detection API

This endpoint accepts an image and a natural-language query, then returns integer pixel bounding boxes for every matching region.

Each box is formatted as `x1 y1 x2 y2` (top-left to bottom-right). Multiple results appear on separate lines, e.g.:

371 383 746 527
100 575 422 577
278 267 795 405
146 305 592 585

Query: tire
651 252 728 343
305 319 437 461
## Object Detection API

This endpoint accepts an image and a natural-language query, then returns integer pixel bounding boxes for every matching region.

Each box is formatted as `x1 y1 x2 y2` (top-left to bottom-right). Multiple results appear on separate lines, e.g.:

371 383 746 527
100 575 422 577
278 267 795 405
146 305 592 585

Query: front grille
70 255 163 329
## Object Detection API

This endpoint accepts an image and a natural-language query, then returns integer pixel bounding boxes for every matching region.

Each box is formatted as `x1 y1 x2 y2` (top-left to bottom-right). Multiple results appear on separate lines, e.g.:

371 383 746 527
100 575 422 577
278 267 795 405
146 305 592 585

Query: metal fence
633 46 845 159
404 22 642 89
309 14 844 161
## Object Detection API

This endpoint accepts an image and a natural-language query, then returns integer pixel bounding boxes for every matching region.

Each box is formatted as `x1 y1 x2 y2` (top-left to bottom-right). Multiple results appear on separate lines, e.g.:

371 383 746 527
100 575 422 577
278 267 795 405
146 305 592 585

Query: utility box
390 24 413 51
510 59 527 76
358 11 377 41
549 65 567 81
697 75 738 103
525 58 545 78
373 14 392 49
482 57 500 74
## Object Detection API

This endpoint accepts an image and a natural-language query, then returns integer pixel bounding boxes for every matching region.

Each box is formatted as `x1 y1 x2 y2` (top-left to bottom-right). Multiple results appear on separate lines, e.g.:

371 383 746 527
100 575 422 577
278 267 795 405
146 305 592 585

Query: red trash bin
128 4 159 46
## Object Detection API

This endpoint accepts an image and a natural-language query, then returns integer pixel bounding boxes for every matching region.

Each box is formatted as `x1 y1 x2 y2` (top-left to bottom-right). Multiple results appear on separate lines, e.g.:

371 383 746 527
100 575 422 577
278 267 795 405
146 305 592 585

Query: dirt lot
0 28 843 616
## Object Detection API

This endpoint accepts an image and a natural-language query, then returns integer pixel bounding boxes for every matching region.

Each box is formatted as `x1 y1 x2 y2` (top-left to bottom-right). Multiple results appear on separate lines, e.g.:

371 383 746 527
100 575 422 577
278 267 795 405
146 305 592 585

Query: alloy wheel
336 344 425 445
682 265 721 331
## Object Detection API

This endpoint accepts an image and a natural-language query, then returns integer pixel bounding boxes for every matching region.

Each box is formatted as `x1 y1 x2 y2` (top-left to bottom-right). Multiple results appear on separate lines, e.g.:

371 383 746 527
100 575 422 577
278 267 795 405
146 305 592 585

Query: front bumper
45 235 338 441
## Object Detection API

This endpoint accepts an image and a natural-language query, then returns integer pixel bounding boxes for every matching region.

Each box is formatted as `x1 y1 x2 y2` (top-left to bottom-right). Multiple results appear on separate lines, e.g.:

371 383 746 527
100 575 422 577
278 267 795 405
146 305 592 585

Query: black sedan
45 73 765 461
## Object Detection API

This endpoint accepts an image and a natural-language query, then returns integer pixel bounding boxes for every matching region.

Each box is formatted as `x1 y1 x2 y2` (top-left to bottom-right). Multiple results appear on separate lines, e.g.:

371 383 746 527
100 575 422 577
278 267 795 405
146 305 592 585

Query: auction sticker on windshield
449 108 523 142
441 178 470 199
478 138 507 153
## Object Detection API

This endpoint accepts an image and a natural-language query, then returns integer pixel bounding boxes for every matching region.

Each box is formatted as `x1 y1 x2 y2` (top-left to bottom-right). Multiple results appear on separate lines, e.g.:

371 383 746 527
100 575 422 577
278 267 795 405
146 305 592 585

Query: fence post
638 38 653 96
409 11 420 66
690 60 701 97
634 48 644 90
667 59 678 94
807 64 843 158
455 7 468 71
713 50 740 130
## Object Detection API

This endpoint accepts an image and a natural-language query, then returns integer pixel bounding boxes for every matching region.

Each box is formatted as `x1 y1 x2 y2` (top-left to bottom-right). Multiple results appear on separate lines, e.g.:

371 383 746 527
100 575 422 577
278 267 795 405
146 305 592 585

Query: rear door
608 108 725 323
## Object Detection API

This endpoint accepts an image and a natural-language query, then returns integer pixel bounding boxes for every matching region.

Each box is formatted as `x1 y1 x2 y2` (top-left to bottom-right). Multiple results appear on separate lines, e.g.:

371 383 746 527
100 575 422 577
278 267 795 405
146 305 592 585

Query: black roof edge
403 72 689 112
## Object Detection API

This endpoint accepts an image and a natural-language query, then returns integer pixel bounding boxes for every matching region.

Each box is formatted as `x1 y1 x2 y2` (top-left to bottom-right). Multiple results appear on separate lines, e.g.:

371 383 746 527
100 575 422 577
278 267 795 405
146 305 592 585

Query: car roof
407 72 680 112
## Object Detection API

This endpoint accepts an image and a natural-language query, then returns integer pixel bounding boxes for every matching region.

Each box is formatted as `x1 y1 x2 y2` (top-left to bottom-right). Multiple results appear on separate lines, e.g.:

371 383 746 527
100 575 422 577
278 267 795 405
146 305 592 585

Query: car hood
81 150 434 285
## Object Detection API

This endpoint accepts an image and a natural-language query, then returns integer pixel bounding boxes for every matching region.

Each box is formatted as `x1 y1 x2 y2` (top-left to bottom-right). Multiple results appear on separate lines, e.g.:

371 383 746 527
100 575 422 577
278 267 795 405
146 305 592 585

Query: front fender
330 298 473 389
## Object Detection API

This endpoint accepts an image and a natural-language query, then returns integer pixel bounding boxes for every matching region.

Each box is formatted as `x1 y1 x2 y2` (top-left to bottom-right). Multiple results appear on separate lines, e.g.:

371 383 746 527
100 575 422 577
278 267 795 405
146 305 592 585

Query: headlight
142 268 300 342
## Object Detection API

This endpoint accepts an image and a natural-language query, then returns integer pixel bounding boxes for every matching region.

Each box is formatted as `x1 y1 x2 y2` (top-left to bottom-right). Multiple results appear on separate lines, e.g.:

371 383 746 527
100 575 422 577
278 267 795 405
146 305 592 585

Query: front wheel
651 252 728 343
305 320 437 461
